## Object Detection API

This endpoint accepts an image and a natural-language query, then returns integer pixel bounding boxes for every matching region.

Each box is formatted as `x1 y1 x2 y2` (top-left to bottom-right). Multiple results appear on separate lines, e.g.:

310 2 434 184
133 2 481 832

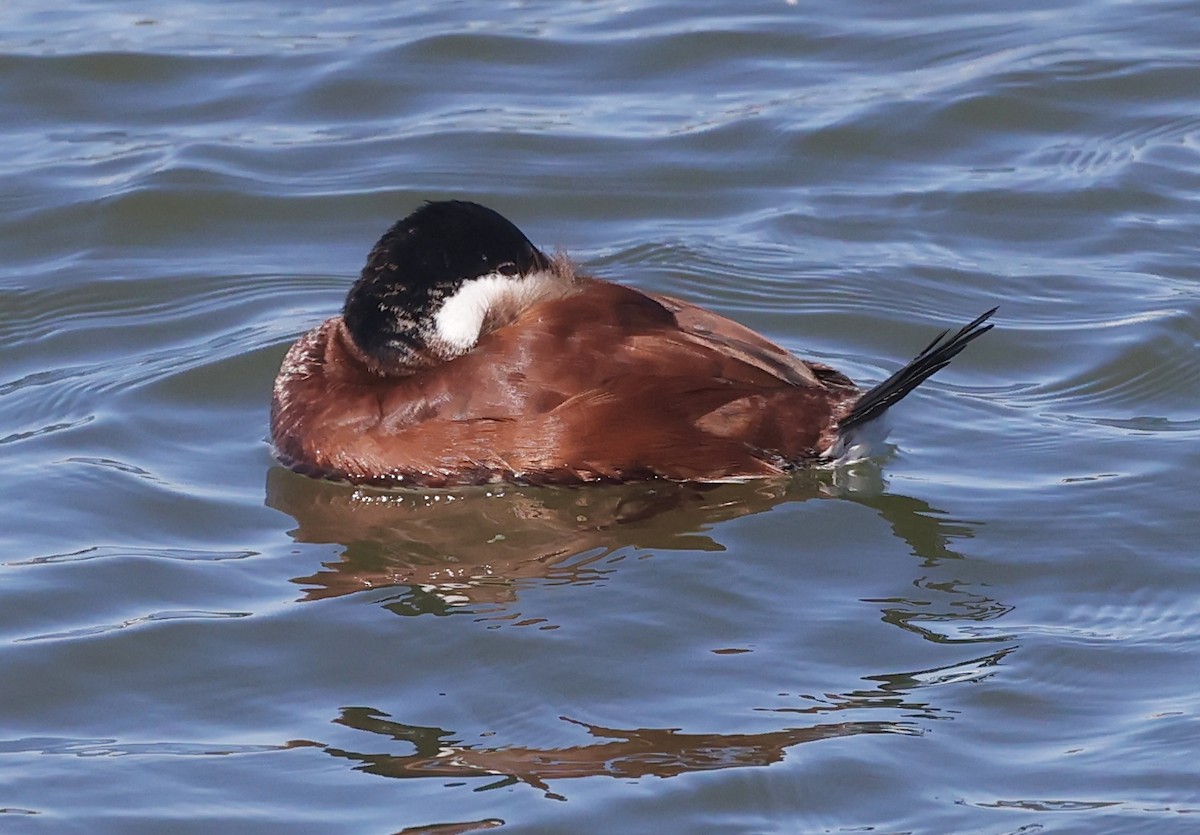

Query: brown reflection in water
394 819 503 835
290 707 917 801
266 466 842 606
286 651 1017 800
267 468 1017 799
265 465 1011 641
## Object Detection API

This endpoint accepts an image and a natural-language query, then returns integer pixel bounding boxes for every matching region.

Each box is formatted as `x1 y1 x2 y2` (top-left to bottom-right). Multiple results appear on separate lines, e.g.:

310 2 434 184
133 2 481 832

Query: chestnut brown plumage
271 201 995 487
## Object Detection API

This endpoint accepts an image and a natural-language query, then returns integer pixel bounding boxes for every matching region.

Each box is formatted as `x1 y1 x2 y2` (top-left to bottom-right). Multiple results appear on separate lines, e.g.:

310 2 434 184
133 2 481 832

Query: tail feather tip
826 307 996 462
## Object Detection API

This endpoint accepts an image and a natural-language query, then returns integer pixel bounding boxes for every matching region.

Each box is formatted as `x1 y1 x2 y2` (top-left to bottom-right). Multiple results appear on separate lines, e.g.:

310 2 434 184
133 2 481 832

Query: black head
343 200 552 370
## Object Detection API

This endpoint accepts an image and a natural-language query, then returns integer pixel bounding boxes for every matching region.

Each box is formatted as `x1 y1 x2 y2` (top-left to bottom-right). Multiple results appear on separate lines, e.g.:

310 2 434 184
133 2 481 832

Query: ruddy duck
271 200 995 487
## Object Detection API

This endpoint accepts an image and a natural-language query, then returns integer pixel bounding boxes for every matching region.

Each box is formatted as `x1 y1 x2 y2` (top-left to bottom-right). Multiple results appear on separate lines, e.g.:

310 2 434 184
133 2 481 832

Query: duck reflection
267 465 848 606
267 467 1015 798
266 466 1008 642
283 647 1013 799
293 707 919 801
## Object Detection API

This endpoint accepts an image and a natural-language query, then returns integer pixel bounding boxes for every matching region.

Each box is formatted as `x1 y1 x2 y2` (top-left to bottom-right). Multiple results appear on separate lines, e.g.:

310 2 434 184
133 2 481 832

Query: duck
271 200 995 487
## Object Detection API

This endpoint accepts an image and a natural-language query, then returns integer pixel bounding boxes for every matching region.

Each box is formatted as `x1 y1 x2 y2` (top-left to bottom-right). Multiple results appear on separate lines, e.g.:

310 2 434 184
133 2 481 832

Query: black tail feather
838 307 997 434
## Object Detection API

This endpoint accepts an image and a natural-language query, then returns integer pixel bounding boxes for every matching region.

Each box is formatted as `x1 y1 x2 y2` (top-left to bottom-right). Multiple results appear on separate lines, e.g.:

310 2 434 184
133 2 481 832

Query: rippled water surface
3 1 1199 832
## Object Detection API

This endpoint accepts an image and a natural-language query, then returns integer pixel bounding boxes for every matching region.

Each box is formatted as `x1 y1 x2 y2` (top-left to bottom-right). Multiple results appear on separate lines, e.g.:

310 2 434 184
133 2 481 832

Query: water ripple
10 545 257 566
0 736 284 757
15 609 250 643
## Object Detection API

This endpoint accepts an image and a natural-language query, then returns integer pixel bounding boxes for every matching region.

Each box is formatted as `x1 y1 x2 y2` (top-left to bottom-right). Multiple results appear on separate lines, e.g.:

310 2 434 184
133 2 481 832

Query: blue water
2 1 1199 832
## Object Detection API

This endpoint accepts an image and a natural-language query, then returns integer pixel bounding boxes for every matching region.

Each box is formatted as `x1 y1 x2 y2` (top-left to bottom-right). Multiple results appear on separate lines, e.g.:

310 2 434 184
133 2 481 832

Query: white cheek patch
432 270 561 355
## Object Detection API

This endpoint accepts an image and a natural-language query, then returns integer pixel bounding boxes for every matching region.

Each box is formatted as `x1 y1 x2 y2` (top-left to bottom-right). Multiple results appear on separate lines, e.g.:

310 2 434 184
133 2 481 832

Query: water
2 1 1199 832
